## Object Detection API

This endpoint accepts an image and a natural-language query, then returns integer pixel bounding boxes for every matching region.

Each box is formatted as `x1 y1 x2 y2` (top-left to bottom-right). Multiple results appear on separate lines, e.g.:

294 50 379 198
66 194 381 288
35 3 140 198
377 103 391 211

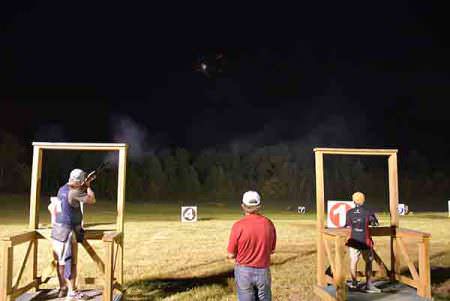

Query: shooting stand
313 148 432 301
1 142 128 301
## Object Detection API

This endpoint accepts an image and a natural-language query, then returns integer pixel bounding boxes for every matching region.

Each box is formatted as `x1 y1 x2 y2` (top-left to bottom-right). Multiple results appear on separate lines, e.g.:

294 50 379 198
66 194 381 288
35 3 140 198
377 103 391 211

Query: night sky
1 2 450 168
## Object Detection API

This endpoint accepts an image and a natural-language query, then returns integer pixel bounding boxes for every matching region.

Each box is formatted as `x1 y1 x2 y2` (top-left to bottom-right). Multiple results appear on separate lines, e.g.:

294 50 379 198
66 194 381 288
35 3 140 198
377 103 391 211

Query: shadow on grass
124 253 306 300
125 269 235 300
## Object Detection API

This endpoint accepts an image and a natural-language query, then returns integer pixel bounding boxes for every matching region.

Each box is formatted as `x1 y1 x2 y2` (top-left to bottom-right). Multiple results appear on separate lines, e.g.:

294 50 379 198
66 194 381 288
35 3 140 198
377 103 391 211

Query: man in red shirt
227 191 277 301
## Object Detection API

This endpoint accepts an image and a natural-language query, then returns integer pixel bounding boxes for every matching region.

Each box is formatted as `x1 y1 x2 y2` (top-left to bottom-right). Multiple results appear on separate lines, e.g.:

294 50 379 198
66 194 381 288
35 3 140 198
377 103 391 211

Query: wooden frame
313 148 431 301
1 142 128 301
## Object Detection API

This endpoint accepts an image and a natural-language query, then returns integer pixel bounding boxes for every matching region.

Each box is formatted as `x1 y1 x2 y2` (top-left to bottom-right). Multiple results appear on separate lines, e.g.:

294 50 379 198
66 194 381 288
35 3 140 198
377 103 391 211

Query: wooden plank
32 142 127 151
396 238 420 286
1 243 13 301
117 147 127 233
1 232 36 247
324 226 392 238
323 239 336 281
81 240 105 274
313 148 397 156
37 229 114 241
13 241 33 289
388 153 399 227
11 279 40 298
315 151 326 287
372 248 389 278
116 147 127 289
102 232 122 243
29 146 43 230
117 239 123 287
104 241 114 301
397 228 431 239
334 236 347 301
314 285 337 301
396 274 418 288
418 237 431 299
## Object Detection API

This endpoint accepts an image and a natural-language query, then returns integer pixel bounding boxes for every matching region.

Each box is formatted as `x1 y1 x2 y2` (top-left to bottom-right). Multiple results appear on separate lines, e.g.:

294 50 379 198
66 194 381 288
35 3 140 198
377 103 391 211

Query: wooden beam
323 239 336 281
315 151 326 287
372 248 389 278
314 148 397 156
1 243 13 301
388 153 399 227
102 231 122 243
1 231 36 247
32 142 127 151
313 285 337 301
29 146 43 230
334 236 347 301
396 274 418 288
117 147 127 233
13 241 33 289
11 279 40 298
396 238 420 285
81 240 105 274
418 237 431 299
37 229 115 241
104 241 114 301
397 228 431 240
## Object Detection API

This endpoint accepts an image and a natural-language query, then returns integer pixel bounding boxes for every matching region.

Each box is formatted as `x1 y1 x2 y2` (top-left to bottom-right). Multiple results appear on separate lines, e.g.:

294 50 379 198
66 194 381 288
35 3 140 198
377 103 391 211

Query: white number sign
181 206 198 222
298 206 306 214
398 204 408 216
448 200 450 217
327 201 355 228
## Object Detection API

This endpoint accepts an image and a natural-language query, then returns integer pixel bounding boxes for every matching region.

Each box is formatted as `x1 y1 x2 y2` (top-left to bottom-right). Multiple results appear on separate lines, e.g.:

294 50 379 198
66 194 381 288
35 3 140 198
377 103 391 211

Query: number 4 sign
327 201 355 228
181 206 198 222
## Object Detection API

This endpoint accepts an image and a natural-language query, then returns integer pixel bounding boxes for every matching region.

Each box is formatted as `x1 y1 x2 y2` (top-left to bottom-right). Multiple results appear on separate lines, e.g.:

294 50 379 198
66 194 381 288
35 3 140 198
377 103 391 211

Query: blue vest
56 184 83 226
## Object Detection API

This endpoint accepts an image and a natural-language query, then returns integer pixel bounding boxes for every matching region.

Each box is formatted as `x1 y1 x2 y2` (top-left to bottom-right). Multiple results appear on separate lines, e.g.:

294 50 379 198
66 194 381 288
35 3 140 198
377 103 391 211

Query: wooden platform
324 281 431 301
16 289 122 301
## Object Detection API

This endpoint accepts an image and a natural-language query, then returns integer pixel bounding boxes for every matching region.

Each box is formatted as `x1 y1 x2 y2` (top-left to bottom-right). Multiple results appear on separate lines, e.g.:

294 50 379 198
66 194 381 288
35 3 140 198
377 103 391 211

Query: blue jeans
234 265 272 301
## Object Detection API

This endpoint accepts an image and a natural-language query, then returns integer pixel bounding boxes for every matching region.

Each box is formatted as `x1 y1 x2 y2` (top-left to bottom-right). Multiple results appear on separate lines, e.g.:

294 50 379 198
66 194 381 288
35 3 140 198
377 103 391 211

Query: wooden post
418 237 431 299
334 236 347 301
104 241 114 301
1 242 13 301
29 146 43 291
116 147 127 287
315 151 326 287
388 153 400 280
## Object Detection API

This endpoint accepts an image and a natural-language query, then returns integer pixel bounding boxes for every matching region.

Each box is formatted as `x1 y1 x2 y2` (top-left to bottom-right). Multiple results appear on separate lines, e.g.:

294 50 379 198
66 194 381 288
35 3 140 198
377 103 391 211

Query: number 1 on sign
332 203 347 227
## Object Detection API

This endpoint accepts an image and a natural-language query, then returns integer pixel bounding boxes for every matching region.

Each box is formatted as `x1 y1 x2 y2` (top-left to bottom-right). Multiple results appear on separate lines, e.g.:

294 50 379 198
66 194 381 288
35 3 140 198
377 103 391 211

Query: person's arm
369 212 379 226
271 222 277 254
84 186 96 204
227 223 239 260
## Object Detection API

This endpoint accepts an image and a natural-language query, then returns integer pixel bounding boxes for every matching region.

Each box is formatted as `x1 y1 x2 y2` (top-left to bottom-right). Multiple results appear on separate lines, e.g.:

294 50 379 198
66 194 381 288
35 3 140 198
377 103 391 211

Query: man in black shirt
345 192 381 293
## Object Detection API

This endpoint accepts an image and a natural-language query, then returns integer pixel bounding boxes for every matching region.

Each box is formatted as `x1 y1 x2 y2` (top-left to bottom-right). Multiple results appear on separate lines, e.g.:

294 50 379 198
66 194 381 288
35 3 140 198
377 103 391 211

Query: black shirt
345 205 379 249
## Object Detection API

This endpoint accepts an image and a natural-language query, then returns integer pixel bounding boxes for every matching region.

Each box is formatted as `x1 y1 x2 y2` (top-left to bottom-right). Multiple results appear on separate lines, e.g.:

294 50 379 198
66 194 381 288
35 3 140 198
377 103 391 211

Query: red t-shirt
227 214 277 268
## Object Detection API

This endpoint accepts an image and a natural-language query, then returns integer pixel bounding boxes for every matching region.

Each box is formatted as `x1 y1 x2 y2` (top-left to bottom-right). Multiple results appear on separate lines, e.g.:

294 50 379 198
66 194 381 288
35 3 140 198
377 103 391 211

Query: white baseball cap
69 169 86 184
242 191 261 207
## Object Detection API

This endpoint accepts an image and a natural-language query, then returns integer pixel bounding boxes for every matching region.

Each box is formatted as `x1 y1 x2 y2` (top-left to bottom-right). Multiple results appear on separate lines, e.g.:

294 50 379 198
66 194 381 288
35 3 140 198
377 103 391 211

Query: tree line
1 131 448 211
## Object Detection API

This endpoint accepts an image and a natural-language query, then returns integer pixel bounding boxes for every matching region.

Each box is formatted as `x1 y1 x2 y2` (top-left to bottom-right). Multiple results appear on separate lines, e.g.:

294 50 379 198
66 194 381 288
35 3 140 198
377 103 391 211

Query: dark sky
1 2 450 166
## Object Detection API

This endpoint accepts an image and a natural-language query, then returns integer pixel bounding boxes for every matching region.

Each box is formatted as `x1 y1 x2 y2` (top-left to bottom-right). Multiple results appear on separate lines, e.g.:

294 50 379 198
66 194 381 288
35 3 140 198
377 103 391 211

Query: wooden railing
1 231 39 301
395 228 431 298
0 229 124 301
315 226 431 301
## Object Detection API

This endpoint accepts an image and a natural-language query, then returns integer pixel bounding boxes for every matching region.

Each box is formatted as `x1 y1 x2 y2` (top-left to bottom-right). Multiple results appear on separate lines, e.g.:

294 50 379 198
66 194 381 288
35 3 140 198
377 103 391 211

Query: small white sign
327 201 355 228
448 200 450 217
298 206 306 214
398 204 409 216
181 206 197 222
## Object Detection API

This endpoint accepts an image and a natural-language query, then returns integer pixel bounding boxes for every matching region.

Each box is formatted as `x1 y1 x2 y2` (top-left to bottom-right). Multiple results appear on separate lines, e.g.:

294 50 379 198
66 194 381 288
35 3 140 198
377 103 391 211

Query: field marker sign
181 206 198 222
327 201 355 228
298 206 306 214
448 200 450 217
398 204 409 215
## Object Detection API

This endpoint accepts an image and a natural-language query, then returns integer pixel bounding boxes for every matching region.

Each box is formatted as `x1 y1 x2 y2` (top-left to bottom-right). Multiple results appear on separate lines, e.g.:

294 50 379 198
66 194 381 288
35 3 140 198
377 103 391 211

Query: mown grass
0 194 449 300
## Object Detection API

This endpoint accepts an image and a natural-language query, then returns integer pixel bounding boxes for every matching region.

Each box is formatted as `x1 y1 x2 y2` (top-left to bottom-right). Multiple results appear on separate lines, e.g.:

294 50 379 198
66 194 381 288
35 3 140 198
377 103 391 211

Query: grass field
0 194 450 300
